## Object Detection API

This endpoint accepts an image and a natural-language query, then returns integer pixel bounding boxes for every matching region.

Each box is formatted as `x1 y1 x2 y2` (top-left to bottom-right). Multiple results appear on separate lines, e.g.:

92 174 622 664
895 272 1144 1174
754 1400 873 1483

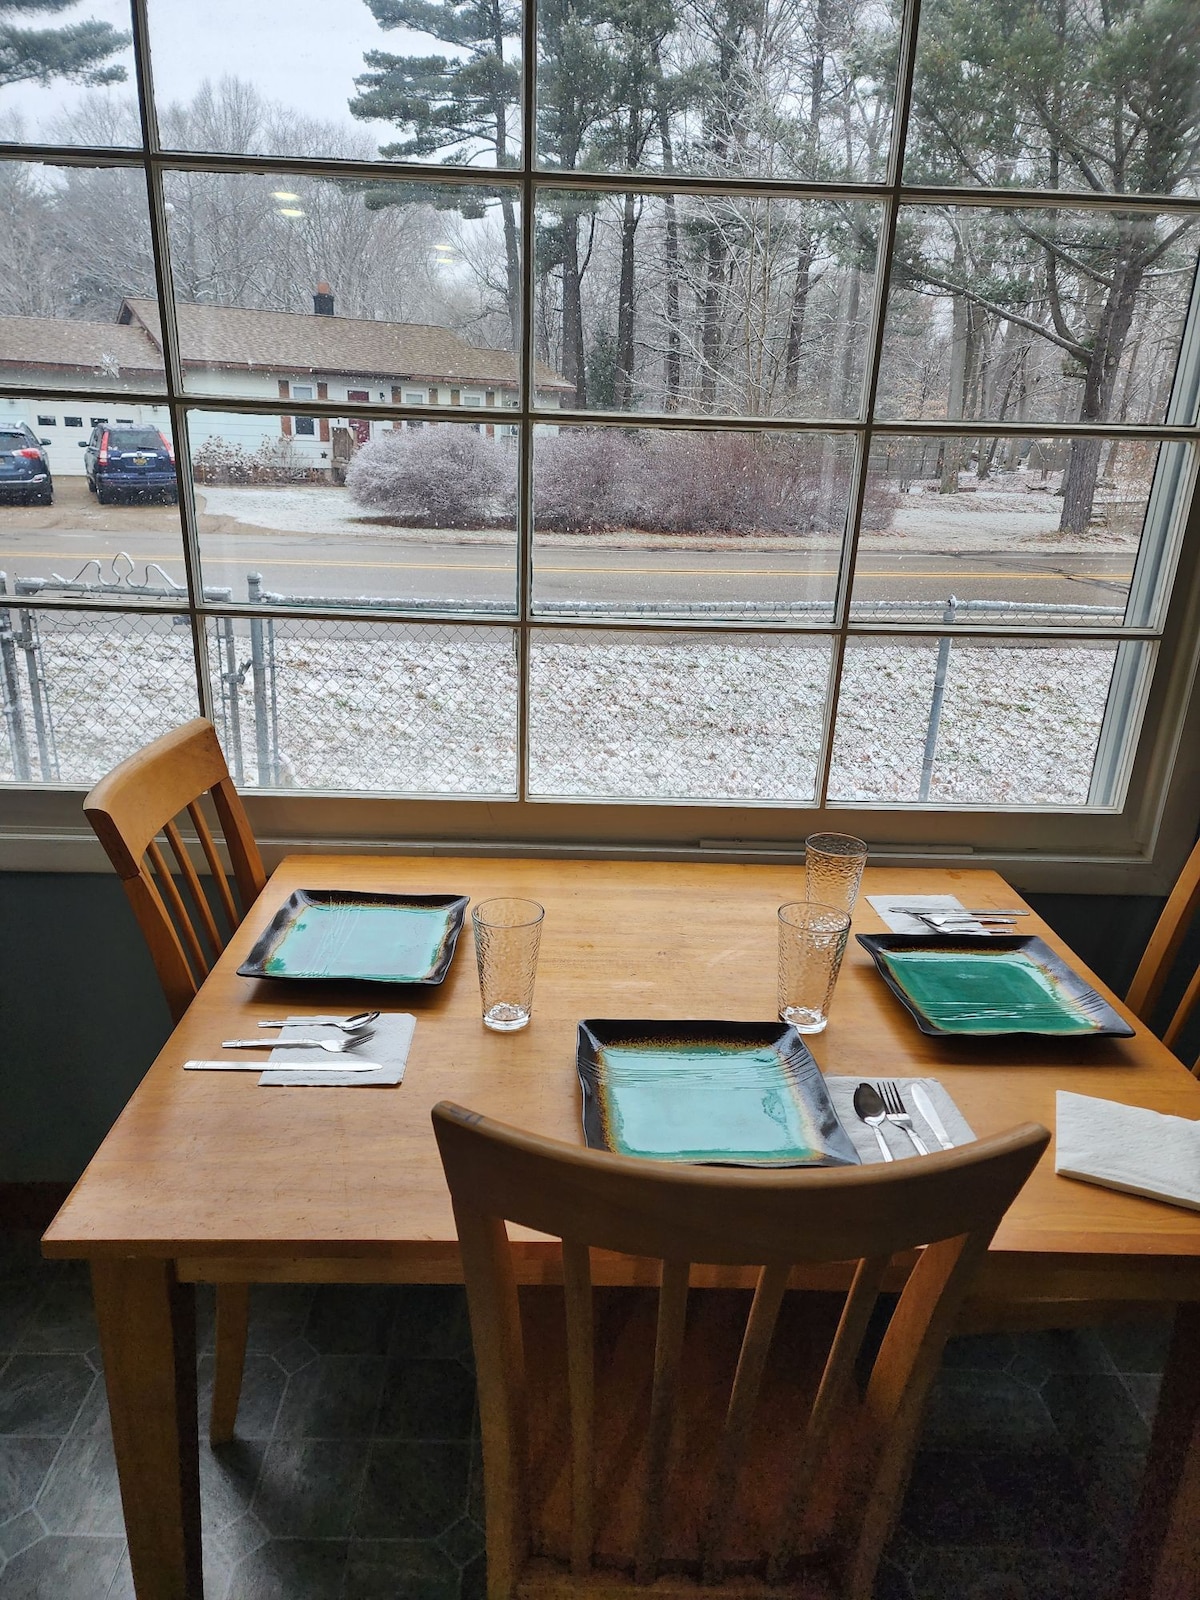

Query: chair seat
521 1286 859 1590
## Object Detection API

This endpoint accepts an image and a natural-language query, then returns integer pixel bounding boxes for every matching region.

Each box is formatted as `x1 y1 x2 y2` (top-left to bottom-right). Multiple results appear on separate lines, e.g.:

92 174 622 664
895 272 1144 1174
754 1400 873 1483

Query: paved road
0 517 1133 614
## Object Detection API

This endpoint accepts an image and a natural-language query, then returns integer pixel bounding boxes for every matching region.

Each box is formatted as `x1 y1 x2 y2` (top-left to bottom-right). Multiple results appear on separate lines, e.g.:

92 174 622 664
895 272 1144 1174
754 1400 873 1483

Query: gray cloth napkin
260 1013 416 1087
1055 1091 1200 1212
865 894 987 934
825 1076 975 1163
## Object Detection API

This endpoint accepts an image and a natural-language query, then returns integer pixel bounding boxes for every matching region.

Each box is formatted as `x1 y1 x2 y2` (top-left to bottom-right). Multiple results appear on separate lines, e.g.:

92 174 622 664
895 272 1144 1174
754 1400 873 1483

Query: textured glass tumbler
804 832 869 914
777 902 851 1033
473 898 544 1032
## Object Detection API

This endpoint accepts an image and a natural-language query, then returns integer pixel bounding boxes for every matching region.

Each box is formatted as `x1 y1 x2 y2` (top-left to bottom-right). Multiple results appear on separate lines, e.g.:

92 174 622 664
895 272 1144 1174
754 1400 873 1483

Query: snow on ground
1 618 1117 807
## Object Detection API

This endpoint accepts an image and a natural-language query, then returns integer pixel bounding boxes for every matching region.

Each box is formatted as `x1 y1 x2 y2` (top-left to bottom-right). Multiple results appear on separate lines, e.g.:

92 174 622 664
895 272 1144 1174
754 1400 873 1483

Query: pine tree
0 0 128 91
349 0 523 349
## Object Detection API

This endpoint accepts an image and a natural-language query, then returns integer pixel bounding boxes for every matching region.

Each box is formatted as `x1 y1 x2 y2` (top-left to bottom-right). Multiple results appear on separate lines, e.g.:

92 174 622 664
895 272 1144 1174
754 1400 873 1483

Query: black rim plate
856 933 1135 1038
237 889 469 985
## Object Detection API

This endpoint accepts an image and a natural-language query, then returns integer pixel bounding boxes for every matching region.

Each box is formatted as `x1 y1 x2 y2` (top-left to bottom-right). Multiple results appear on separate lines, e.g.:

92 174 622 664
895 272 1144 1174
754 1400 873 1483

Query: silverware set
888 906 1029 933
853 1080 952 1160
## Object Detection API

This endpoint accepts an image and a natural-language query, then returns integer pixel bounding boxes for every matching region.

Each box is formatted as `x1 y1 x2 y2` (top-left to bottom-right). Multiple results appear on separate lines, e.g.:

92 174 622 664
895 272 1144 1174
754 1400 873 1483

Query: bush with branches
346 425 516 527
192 435 323 485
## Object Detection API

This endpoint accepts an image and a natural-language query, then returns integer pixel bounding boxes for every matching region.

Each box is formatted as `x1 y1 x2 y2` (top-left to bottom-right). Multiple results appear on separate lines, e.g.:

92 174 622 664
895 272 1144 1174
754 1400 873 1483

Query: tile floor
0 1231 1164 1599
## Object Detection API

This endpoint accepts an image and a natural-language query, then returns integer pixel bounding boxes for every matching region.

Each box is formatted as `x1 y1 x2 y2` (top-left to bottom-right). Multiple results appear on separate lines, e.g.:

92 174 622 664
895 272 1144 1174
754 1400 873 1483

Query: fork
876 1082 929 1156
220 1033 375 1053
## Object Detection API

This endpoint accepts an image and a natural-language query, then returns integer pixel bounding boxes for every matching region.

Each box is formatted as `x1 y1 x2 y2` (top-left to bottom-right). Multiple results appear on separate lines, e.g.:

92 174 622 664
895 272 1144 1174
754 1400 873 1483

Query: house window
64 417 82 429
36 415 56 427
89 418 107 427
0 0 1198 884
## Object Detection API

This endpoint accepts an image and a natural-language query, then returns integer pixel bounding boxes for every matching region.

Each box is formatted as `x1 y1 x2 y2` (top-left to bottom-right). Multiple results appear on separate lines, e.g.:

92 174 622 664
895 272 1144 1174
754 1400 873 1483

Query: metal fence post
221 614 245 785
0 575 31 782
246 572 273 785
18 608 58 781
919 597 957 802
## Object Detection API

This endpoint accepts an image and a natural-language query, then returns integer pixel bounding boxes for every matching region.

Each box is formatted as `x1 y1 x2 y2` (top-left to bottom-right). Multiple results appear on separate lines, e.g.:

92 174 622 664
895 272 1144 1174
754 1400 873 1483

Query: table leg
1123 1301 1200 1600
91 1258 203 1600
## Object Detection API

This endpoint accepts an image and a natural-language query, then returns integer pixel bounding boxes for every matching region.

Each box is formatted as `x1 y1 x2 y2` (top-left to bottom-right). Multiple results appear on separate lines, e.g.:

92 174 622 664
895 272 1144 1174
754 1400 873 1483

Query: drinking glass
473 898 544 1031
777 902 851 1033
804 832 869 914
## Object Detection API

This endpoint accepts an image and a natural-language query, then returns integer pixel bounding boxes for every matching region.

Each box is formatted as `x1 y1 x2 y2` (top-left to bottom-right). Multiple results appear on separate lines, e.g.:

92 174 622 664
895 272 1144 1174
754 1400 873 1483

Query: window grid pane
0 0 1195 812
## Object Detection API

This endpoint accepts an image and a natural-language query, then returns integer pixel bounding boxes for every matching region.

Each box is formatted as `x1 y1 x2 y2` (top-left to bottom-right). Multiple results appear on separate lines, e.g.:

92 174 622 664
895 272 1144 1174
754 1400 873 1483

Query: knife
911 1084 955 1150
184 1060 383 1072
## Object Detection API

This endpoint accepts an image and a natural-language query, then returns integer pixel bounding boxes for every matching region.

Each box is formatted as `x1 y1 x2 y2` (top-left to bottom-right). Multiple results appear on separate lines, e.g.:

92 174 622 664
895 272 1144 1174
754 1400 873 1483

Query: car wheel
96 485 113 505
165 490 178 504
86 476 96 493
34 489 52 506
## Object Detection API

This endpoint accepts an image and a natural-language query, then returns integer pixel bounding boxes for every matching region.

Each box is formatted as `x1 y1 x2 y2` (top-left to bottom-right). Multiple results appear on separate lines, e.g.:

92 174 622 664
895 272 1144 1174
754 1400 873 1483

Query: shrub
533 428 645 533
192 434 323 485
346 426 515 527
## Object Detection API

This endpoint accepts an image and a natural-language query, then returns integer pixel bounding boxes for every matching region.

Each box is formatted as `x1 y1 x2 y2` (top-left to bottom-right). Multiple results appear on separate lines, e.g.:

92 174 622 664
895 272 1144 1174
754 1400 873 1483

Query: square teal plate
238 890 469 984
856 934 1135 1038
576 1020 860 1167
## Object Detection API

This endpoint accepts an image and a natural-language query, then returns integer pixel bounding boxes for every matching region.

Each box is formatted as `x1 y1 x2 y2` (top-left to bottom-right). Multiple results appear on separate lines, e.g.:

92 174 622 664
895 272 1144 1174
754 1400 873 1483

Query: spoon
256 1010 381 1033
852 1082 893 1163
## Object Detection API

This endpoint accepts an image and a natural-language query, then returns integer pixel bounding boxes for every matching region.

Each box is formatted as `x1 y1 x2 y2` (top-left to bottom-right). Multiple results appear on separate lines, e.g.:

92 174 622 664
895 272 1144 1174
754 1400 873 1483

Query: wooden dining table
42 854 1200 1599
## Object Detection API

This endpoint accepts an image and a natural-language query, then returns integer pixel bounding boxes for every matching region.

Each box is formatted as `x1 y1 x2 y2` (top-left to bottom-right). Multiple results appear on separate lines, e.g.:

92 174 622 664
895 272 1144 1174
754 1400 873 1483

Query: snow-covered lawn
1 617 1118 807
198 477 1144 556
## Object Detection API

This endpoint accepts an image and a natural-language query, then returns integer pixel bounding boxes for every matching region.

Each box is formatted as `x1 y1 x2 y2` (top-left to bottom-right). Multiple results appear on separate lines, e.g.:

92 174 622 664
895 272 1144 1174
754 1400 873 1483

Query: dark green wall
0 874 172 1182
0 873 1184 1183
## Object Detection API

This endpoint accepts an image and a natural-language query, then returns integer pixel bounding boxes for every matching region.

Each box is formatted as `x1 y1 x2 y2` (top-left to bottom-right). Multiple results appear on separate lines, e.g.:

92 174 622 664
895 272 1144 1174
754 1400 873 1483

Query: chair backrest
84 718 266 1024
1126 832 1200 1071
433 1102 1048 1599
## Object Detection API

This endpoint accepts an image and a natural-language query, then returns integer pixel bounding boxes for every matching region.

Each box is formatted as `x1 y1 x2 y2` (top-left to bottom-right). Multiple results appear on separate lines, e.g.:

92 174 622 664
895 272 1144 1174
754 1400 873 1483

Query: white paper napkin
259 1013 416 1087
1055 1091 1200 1212
825 1076 975 1163
866 894 988 934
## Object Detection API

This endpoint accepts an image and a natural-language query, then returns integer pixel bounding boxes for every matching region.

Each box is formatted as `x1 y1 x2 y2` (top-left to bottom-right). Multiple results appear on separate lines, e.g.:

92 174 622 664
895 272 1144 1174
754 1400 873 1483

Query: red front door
347 391 370 445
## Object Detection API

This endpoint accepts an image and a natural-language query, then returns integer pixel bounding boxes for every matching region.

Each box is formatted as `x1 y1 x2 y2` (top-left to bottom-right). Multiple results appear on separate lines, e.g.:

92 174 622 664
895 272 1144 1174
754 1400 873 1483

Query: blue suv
0 420 53 505
83 424 177 504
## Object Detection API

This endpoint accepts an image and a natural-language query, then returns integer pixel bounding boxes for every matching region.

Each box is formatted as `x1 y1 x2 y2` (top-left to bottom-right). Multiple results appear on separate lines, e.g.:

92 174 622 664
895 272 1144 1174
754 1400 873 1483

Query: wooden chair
1126 831 1200 1073
433 1101 1048 1599
83 717 267 1445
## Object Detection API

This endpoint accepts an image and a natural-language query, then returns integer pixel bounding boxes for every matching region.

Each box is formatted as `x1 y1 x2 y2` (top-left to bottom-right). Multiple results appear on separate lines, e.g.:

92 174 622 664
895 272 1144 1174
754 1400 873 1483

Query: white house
0 286 569 475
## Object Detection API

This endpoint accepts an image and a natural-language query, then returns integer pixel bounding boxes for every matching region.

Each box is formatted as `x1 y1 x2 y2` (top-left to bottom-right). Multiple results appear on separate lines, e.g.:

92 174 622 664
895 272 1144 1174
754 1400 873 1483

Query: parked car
0 420 53 505
83 424 177 504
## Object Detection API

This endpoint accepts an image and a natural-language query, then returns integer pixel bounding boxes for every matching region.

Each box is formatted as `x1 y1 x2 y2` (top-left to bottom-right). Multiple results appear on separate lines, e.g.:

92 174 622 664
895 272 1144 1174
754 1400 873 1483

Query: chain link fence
0 559 1127 803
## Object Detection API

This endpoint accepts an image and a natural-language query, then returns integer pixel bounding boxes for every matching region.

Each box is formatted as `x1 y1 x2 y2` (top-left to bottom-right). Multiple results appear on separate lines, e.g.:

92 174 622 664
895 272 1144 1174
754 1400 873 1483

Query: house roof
0 300 571 392
120 300 570 391
0 315 163 378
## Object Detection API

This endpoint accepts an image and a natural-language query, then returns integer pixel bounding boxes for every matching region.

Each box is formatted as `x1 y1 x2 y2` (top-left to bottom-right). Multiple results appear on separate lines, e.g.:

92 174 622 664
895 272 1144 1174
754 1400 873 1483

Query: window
36 415 56 427
64 417 82 429
0 0 1198 884
89 418 108 427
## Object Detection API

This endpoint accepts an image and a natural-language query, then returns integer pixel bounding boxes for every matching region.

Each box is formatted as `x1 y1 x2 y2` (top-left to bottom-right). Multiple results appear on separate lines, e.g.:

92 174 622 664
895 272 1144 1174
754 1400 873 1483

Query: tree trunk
500 194 521 357
1060 232 1148 534
699 221 726 408
614 191 637 410
941 241 969 494
561 215 587 408
784 233 813 394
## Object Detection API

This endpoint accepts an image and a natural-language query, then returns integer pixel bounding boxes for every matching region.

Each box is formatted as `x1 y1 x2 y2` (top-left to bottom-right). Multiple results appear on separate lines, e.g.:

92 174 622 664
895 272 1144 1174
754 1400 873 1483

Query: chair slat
562 1241 595 1576
164 819 223 961
146 838 210 983
701 1262 789 1584
1164 963 1200 1062
634 1259 690 1586
769 1253 889 1584
1127 834 1200 1022
186 800 239 930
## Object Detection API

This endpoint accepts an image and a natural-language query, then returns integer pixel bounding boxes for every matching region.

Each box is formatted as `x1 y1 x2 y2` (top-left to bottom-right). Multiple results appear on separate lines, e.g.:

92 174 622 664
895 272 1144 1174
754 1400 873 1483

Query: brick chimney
313 282 334 316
